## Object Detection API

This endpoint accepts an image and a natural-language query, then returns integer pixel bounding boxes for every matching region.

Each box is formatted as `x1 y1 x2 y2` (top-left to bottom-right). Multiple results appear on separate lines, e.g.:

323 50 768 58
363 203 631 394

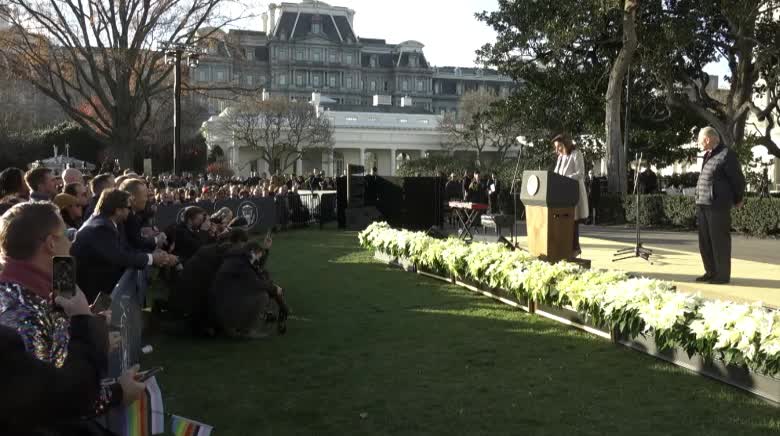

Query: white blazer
554 150 590 221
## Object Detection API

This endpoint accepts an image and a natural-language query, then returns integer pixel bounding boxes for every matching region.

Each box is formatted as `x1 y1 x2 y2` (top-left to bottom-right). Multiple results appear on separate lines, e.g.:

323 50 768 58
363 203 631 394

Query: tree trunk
605 0 640 194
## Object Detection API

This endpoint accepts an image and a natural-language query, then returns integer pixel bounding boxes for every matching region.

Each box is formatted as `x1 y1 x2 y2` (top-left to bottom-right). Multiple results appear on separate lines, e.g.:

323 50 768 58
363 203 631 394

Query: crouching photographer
0 202 146 435
207 233 290 338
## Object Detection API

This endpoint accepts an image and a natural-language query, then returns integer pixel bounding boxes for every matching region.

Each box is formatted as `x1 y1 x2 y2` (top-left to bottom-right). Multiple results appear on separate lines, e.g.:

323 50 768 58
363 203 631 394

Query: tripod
613 153 653 263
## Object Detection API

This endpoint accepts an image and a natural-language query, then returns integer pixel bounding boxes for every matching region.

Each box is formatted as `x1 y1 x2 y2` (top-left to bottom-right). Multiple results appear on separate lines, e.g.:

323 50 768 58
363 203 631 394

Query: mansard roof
274 11 356 43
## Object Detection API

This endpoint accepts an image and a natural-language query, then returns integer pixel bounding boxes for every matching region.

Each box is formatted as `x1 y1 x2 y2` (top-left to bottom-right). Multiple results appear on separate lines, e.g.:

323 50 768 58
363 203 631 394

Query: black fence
154 192 338 233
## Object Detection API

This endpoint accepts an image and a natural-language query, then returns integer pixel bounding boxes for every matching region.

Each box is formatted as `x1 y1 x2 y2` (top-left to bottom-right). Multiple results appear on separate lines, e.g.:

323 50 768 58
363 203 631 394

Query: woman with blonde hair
552 133 589 256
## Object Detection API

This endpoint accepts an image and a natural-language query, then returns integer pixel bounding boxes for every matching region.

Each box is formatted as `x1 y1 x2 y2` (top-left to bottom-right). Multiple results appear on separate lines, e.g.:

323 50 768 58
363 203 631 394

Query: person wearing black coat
208 242 274 337
71 190 163 302
0 319 112 436
170 230 249 336
694 127 746 285
173 206 213 261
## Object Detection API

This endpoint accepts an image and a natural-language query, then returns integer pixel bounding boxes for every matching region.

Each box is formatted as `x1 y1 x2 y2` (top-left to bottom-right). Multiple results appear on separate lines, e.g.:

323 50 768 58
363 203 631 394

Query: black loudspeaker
425 226 447 240
345 206 382 231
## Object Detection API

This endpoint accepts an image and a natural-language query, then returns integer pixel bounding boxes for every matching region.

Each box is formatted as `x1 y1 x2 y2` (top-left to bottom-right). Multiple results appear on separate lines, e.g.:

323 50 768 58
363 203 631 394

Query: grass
147 229 780 435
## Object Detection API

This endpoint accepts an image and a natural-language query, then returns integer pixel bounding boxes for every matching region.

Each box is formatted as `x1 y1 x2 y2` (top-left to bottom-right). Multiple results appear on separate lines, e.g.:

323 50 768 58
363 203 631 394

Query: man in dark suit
694 126 746 285
84 173 115 219
173 206 213 261
71 188 171 301
488 172 501 213
120 179 164 252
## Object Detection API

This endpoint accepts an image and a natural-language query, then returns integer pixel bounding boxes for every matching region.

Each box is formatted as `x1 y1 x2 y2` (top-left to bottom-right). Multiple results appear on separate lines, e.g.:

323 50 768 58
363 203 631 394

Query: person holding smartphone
0 202 146 431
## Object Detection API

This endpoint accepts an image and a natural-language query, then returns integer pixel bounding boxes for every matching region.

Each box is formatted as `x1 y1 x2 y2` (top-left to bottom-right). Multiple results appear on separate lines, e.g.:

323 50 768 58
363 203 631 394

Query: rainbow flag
171 414 213 436
117 376 165 436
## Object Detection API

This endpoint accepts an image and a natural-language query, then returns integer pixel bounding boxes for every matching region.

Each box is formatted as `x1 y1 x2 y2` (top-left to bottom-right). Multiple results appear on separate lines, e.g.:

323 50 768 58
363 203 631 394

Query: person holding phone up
0 202 146 434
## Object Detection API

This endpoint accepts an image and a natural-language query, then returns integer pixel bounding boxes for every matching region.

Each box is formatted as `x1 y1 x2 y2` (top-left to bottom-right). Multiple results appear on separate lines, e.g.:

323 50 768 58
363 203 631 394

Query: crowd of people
0 165 291 435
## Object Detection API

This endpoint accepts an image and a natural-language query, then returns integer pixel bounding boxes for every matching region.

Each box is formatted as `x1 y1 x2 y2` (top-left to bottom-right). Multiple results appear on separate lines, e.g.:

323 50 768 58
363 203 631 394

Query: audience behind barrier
0 162 311 432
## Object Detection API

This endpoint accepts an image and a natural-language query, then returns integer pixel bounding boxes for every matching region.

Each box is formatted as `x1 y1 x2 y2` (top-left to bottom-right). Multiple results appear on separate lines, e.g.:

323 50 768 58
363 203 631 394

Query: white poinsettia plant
357 224 780 375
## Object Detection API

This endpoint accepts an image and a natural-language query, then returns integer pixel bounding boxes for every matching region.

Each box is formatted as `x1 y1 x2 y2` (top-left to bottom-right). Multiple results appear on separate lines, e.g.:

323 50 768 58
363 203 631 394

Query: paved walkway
460 223 780 308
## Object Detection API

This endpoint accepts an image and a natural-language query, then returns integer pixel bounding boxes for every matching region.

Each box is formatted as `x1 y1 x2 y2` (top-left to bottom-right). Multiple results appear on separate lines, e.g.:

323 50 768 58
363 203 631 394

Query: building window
345 53 353 64
329 74 336 87
198 70 208 82
279 73 287 85
312 74 320 87
410 55 417 67
246 49 254 61
296 73 304 86
312 22 321 33
370 81 376 91
370 56 377 68
402 79 408 91
246 75 254 86
346 76 353 88
312 49 322 62
215 70 225 82
296 49 305 61
417 80 424 91
329 51 337 63
279 48 288 59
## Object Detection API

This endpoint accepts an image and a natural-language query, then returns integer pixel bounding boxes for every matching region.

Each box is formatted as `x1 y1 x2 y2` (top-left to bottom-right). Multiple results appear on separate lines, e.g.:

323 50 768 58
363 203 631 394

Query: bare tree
218 95 334 174
0 0 249 166
439 89 518 167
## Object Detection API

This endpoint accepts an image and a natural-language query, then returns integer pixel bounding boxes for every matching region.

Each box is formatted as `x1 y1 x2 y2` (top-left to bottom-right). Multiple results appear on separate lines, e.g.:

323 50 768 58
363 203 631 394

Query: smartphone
91 292 112 314
52 256 77 298
136 366 163 382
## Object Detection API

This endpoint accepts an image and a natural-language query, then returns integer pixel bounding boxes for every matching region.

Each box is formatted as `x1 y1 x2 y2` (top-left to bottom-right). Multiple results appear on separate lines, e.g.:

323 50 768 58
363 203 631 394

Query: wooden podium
519 171 579 262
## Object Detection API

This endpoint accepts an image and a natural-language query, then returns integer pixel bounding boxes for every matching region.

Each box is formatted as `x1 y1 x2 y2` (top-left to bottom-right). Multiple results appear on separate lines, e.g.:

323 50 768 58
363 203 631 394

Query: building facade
191 0 514 115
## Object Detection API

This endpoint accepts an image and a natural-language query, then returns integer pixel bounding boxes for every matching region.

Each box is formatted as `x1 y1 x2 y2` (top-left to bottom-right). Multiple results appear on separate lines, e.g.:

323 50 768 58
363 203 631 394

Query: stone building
191 0 514 115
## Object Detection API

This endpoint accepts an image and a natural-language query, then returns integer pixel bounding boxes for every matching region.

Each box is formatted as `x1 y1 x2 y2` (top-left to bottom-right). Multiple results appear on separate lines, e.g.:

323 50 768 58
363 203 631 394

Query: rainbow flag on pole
118 376 165 436
171 414 214 436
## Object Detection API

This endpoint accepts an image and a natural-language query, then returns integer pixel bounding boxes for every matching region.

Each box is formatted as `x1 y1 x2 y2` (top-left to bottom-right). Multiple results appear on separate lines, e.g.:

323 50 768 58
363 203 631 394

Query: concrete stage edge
448 222 780 309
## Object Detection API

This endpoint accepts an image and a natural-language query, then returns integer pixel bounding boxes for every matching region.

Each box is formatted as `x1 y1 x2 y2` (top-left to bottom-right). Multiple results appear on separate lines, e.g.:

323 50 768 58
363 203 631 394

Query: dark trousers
697 205 732 281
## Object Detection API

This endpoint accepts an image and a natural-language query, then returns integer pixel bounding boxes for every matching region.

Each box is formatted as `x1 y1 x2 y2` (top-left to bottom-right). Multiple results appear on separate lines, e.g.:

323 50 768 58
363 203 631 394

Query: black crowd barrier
154 193 338 233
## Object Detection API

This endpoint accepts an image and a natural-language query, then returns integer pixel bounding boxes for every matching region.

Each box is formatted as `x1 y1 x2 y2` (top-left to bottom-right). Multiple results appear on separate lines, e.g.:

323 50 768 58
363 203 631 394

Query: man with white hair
61 167 84 185
694 126 745 285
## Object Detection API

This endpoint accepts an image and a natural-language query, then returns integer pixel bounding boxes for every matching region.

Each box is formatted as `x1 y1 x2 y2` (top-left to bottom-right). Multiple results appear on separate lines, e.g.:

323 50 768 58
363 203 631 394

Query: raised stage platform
452 223 780 309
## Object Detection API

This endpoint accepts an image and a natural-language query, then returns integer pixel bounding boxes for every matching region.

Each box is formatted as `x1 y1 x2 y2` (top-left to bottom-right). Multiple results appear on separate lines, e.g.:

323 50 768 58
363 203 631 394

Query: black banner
155 197 277 234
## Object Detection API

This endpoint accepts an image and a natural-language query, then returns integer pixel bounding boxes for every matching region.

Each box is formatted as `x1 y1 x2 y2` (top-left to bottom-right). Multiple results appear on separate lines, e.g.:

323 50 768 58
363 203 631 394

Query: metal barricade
273 192 338 229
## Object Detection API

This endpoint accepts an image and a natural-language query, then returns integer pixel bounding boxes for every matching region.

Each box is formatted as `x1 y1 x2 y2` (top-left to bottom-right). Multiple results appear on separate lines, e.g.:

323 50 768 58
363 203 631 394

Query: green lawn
147 230 780 435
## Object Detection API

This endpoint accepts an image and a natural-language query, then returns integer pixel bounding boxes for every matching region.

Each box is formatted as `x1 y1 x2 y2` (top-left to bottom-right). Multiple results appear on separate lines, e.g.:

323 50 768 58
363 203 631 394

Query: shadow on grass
146 230 780 436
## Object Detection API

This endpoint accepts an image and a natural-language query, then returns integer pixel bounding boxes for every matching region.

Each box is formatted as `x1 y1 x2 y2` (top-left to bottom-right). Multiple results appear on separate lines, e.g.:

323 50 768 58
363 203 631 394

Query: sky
233 0 500 68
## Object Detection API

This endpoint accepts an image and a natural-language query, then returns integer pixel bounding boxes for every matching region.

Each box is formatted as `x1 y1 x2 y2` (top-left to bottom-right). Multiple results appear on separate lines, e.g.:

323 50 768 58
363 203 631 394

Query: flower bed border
373 251 780 404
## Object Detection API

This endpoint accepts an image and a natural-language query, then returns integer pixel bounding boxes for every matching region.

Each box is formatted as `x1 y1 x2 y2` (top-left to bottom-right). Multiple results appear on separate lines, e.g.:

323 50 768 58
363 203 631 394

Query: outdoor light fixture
157 41 203 175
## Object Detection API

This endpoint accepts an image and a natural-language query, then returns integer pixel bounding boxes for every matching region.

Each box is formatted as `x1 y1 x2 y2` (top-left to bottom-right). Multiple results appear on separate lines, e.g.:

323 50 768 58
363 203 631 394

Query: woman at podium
552 134 589 256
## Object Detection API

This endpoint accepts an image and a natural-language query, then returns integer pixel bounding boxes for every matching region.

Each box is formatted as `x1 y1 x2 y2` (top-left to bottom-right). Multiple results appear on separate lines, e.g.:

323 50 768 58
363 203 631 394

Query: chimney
269 4 277 35
261 12 268 33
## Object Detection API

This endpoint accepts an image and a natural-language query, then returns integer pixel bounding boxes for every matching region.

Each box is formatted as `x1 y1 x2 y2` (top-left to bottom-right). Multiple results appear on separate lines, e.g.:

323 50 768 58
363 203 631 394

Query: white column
390 148 397 176
330 150 336 177
296 158 303 175
360 148 365 168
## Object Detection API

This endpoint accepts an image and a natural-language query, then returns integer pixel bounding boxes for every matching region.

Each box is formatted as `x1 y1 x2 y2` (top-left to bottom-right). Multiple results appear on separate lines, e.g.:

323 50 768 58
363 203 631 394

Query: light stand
508 141 524 248
613 152 653 263
158 42 202 176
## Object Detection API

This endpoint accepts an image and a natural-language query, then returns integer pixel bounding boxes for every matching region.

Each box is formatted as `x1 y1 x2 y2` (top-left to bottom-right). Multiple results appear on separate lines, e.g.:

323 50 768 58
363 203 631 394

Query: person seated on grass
208 236 288 338
169 228 249 336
